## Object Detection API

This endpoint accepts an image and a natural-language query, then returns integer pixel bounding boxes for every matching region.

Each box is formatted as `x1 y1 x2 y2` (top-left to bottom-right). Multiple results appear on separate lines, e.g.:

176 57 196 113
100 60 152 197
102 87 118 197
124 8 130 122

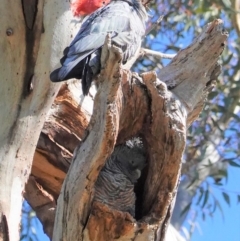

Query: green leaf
231 113 240 122
202 190 209 208
217 105 226 113
20 234 27 240
228 160 240 168
186 176 198 189
221 0 232 8
237 195 240 204
196 188 204 205
217 169 228 181
208 91 219 100
215 200 224 220
224 52 233 64
222 192 230 206
212 199 217 214
180 203 191 217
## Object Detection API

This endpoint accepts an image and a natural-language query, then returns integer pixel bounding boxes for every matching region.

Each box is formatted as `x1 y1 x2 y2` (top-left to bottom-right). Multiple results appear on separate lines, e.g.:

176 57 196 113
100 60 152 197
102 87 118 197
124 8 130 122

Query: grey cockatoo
94 138 146 217
50 0 147 95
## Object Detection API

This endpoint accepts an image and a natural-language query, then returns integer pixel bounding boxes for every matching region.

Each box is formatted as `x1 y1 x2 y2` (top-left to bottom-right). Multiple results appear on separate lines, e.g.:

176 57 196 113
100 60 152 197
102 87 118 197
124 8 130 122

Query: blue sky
191 166 240 241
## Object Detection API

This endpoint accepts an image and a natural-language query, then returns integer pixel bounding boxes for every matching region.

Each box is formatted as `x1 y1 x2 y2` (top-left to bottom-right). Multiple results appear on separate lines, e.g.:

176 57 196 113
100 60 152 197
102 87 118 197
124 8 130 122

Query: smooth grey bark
0 1 81 240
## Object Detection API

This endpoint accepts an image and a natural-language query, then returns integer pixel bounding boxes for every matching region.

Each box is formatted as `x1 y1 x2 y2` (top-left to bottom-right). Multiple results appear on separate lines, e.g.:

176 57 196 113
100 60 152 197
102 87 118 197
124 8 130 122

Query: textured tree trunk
26 20 227 241
0 1 80 240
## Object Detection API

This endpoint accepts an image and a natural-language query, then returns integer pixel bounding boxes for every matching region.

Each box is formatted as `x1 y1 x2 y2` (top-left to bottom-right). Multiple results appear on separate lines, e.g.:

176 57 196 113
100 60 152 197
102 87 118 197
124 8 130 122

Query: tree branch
140 48 176 59
159 19 227 112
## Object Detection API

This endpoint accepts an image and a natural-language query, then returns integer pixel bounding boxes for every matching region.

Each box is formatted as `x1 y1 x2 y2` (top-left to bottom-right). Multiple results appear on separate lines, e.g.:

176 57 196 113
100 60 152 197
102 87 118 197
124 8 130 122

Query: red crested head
71 0 110 16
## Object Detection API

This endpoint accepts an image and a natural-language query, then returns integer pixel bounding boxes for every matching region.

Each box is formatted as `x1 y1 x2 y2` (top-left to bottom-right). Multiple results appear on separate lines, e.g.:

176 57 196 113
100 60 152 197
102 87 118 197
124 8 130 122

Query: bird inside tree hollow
94 138 147 217
50 0 147 95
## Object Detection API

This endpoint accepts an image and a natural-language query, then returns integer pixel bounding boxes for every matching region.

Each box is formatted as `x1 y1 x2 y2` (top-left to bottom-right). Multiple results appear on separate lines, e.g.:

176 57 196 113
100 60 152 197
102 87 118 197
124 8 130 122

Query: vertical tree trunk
0 1 80 240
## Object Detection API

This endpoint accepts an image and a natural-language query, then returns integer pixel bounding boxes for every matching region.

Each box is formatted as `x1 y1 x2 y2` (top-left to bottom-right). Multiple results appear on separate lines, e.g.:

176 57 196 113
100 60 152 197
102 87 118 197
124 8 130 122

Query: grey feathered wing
50 1 146 94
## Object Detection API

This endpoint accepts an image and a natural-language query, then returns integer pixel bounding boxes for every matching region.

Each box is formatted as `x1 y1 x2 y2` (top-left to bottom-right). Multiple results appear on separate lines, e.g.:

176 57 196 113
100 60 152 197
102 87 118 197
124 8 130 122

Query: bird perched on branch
94 138 146 217
50 0 147 95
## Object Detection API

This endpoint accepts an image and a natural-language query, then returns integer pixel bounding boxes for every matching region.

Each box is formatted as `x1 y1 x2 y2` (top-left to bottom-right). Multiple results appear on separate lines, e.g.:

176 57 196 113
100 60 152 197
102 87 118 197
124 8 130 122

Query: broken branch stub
159 19 228 112
52 38 124 241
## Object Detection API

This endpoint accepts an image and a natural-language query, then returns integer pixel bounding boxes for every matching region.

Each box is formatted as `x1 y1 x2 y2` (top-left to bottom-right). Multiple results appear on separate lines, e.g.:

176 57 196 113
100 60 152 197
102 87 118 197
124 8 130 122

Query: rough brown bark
22 19 228 241
24 177 56 239
52 37 129 240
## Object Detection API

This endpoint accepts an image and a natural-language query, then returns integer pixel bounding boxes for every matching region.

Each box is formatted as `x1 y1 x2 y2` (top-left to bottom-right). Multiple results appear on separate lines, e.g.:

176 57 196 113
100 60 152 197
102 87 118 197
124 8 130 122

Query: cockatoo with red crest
71 0 110 16
50 0 147 95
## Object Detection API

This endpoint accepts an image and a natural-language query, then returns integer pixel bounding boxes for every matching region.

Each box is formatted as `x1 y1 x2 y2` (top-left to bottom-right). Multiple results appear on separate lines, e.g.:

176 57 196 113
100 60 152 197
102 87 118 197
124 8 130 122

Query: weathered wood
25 19 227 240
141 73 186 240
158 19 226 111
52 37 125 240
80 71 186 241
24 177 56 239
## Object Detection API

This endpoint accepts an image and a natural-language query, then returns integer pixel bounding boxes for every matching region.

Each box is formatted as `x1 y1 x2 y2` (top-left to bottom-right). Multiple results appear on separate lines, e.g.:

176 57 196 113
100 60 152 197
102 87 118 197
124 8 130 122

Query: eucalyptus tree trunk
0 1 79 240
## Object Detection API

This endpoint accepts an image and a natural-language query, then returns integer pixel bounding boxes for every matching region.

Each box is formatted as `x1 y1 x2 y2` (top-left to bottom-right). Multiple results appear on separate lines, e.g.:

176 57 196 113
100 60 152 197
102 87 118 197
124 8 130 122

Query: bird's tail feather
50 68 62 82
50 58 94 95
82 56 94 95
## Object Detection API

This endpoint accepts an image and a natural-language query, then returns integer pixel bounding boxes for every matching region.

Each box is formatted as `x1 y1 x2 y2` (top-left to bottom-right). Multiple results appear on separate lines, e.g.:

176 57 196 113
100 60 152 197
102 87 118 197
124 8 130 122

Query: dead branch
140 48 176 59
24 19 228 241
52 35 125 240
158 19 227 112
